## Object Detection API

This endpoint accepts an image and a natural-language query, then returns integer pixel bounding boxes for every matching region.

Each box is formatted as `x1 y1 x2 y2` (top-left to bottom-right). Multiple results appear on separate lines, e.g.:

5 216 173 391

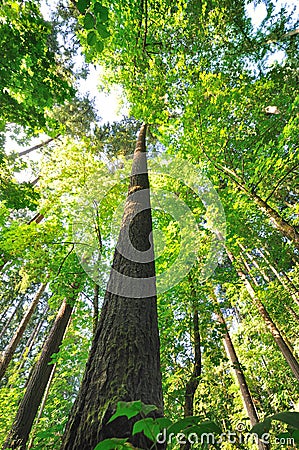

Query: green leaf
95 41 104 52
84 12 95 30
77 0 90 14
167 417 220 436
132 418 160 441
97 23 110 39
292 430 299 443
251 412 299 438
140 403 158 416
156 417 173 428
270 412 299 429
87 30 97 46
94 3 109 22
94 438 128 450
108 400 143 423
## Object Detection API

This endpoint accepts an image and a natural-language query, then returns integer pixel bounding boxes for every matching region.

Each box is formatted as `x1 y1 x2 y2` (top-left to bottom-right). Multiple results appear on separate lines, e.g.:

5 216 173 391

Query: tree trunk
61 124 165 450
238 242 271 282
214 308 268 450
286 305 299 322
184 308 201 418
226 248 299 382
238 243 299 327
213 161 299 247
181 302 201 450
260 249 299 307
0 282 47 381
92 283 99 336
0 297 23 342
3 297 74 450
17 305 49 373
27 364 57 449
251 192 299 247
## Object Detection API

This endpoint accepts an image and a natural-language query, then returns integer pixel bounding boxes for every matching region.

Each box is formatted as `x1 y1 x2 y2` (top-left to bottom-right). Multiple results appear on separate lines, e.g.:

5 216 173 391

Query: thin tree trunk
0 282 47 381
181 303 201 450
17 305 49 373
251 192 299 247
0 304 12 325
259 249 299 307
226 248 299 382
239 243 299 325
61 124 165 450
286 305 299 322
3 297 75 450
28 213 44 225
215 308 268 450
0 297 23 342
238 242 271 282
184 308 201 417
209 159 299 246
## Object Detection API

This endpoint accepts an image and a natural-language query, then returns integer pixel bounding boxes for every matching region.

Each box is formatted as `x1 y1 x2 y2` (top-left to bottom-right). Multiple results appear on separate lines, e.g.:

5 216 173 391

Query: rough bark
3 298 74 450
61 124 165 450
226 248 299 382
0 282 47 381
27 364 57 449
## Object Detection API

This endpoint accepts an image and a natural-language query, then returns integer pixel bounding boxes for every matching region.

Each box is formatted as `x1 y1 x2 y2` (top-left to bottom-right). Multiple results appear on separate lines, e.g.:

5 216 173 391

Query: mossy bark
61 124 164 450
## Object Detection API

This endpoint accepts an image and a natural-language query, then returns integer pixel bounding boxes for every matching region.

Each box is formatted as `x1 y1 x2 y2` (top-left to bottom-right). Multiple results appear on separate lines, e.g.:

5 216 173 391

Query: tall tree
61 124 165 449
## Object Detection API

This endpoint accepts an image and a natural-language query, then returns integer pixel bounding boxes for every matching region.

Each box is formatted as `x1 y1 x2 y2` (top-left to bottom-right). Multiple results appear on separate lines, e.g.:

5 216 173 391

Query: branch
265 28 299 44
265 163 299 202
56 244 75 277
142 0 148 51
18 134 61 157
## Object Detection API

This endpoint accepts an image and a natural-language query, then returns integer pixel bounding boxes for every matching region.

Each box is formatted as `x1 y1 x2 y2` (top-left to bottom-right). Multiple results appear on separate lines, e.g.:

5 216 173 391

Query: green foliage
0 1 299 449
74 0 110 61
251 412 299 444
0 0 74 134
98 401 221 449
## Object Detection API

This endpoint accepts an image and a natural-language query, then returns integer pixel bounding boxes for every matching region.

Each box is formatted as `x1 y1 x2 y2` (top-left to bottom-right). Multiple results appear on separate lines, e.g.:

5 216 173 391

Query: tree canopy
0 0 299 449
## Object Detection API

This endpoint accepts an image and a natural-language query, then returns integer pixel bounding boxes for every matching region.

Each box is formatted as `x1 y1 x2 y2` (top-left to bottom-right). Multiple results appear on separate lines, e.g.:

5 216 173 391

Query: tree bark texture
61 124 165 450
